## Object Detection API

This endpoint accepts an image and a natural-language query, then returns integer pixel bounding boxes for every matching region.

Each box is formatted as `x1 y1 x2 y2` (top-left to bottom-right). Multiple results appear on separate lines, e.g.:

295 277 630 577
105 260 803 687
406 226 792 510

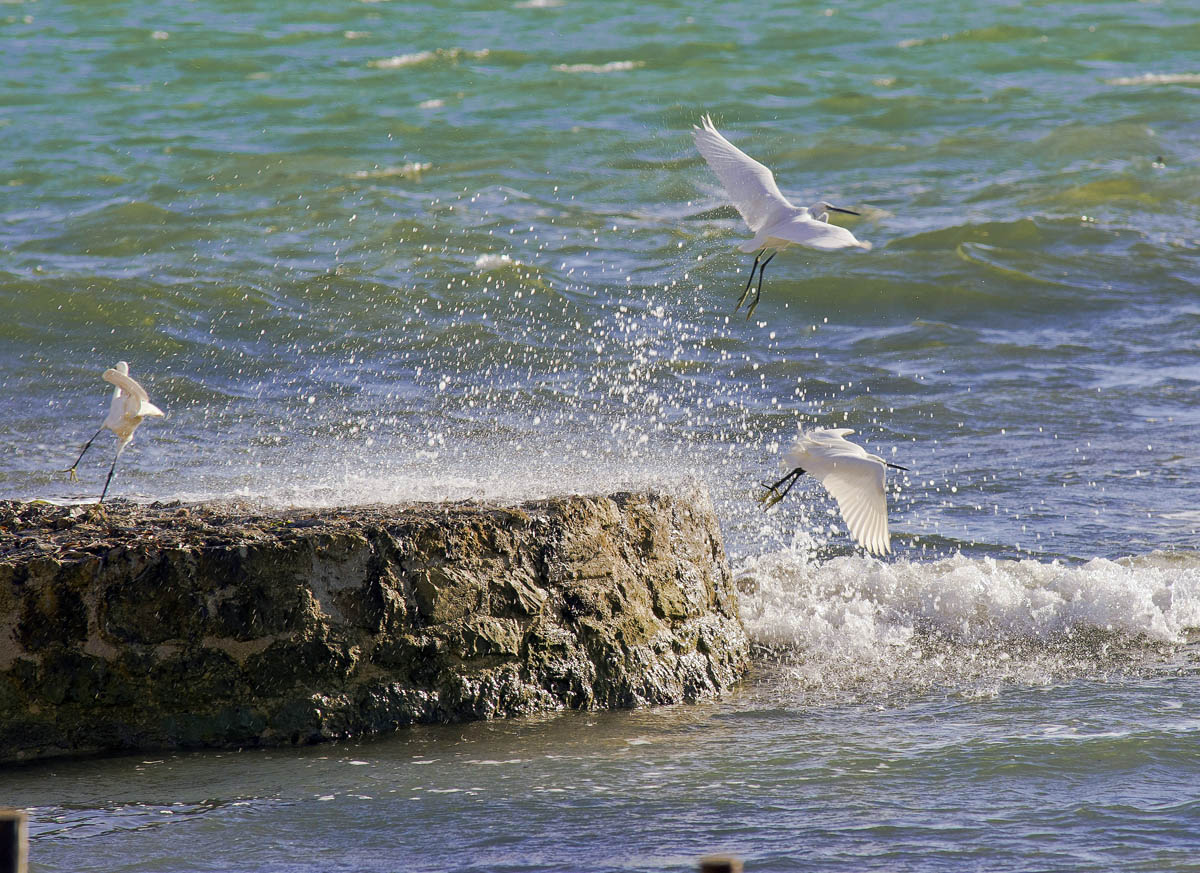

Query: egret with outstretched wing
692 115 871 317
759 427 905 556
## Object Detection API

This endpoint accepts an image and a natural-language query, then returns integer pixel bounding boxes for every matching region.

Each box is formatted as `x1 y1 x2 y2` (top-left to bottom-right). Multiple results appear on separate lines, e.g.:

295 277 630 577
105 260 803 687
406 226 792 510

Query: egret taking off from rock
62 362 165 503
759 427 906 556
692 114 871 317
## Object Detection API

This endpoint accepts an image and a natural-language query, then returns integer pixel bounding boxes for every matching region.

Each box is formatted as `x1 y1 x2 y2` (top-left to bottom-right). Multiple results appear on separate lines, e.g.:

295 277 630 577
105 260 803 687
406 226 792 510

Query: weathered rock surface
0 488 747 763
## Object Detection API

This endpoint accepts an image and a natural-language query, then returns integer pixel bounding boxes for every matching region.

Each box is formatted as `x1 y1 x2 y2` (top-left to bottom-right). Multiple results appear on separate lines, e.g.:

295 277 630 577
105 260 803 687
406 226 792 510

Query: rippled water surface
3 0 1200 869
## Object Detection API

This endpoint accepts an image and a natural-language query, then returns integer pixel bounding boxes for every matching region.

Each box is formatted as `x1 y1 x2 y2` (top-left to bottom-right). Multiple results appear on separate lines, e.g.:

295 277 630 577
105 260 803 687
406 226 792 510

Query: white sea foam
185 461 708 519
552 60 644 74
738 549 1200 692
515 0 563 7
369 48 489 69
350 162 430 180
473 253 516 270
371 50 436 69
1104 72 1200 86
742 550 1200 647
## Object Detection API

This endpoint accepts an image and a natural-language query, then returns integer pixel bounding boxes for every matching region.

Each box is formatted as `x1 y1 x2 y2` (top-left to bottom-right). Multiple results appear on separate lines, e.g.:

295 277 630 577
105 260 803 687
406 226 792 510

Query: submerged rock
0 488 747 763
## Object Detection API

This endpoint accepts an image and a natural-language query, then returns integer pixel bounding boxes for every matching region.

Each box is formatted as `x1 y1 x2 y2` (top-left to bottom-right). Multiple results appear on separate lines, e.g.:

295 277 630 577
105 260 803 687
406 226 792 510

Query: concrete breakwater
0 488 748 764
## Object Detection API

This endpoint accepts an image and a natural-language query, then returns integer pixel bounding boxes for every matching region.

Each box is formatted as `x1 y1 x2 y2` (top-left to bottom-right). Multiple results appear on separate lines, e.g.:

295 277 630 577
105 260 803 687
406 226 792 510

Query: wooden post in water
0 809 28 873
698 855 743 873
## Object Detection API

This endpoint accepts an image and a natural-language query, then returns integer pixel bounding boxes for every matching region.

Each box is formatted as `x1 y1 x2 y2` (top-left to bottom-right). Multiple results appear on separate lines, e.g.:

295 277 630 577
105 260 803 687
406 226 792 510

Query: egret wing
792 430 891 556
782 427 854 471
814 459 890 555
692 115 794 233
103 368 162 417
102 367 149 402
765 217 869 251
809 427 855 442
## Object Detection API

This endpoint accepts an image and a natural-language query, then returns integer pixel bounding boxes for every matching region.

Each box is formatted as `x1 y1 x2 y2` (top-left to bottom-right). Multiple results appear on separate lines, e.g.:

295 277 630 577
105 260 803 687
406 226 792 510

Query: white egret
62 362 165 503
759 428 906 556
692 114 871 317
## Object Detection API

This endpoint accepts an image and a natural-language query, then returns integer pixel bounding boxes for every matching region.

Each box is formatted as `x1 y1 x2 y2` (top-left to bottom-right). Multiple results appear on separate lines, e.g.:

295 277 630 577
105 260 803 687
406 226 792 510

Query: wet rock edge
0 488 748 763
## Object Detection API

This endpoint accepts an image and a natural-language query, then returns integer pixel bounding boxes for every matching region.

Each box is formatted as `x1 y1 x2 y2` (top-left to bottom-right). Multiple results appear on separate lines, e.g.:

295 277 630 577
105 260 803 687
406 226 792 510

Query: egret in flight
759 428 906 556
62 362 165 503
692 114 871 317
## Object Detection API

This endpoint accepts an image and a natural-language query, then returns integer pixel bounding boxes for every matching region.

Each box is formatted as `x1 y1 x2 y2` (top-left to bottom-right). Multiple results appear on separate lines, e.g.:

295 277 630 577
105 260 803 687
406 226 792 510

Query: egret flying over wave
62 361 165 503
692 114 871 317
759 428 905 556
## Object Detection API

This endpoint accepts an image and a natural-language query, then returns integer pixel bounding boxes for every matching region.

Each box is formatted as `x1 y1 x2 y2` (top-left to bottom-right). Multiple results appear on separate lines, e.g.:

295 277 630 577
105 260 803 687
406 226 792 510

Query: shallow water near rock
8 671 1200 872
3 0 1200 869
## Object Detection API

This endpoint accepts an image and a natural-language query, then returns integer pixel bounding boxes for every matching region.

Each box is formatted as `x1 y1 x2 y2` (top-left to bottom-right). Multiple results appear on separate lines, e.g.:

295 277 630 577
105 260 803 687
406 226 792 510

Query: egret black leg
745 252 775 319
735 249 764 312
98 455 119 504
768 466 805 499
62 426 104 482
758 466 806 509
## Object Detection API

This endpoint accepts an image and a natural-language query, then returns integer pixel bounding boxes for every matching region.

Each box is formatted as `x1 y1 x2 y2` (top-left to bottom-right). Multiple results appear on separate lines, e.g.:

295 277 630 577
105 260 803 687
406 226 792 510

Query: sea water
2 0 1199 869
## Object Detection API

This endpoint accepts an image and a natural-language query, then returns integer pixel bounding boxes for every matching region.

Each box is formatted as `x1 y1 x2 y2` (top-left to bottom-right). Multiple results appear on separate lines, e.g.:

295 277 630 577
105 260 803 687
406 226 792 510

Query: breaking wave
738 549 1200 697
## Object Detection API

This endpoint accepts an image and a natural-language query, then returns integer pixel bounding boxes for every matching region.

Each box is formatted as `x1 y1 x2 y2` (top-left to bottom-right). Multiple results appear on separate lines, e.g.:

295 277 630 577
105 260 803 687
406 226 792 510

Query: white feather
780 428 895 556
691 114 871 254
101 362 165 443
63 361 166 502
691 114 793 234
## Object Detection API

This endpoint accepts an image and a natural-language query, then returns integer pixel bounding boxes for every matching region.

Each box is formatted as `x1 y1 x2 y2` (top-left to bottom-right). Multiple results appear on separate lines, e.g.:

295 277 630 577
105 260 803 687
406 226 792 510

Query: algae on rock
0 488 747 763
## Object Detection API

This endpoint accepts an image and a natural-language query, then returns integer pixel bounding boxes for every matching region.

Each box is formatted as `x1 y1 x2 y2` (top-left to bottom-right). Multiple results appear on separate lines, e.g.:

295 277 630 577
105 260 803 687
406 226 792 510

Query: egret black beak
827 205 860 216
886 462 909 471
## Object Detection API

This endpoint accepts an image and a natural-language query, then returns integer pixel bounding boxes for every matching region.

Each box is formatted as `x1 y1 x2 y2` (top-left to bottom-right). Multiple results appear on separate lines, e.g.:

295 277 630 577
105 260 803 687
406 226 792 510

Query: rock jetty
0 488 747 763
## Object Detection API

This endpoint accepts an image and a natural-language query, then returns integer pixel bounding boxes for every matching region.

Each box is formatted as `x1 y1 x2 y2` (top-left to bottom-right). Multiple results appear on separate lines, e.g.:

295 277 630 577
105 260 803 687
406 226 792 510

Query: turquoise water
3 0 1200 870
